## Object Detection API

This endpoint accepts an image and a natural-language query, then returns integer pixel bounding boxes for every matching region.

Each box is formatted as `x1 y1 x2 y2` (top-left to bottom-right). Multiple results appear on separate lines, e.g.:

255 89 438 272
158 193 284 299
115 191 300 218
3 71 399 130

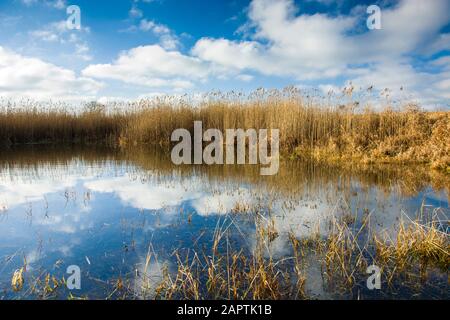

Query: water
0 146 448 300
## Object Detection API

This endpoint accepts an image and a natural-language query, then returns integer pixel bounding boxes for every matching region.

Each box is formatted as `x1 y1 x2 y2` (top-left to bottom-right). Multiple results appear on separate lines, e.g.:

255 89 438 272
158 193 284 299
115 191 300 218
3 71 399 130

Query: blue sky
0 0 449 108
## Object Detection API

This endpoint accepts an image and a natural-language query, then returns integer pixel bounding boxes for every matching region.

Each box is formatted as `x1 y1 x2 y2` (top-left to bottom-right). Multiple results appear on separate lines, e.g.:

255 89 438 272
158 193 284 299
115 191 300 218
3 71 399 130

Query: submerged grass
4 182 448 300
1 89 449 170
138 217 308 300
132 206 448 300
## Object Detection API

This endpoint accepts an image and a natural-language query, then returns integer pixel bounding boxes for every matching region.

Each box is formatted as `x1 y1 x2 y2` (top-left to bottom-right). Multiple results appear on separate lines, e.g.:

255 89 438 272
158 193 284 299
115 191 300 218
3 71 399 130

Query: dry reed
1 90 448 170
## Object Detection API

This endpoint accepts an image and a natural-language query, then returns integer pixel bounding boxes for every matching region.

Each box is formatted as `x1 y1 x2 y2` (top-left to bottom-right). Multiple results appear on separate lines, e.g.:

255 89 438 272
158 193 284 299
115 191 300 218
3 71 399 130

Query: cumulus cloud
82 45 210 90
139 19 181 50
0 46 102 100
191 0 450 106
195 0 450 72
9 0 450 106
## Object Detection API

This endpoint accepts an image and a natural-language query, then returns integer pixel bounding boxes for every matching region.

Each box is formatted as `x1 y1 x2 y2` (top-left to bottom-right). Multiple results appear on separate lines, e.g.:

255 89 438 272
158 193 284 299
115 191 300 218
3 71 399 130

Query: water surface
0 146 448 299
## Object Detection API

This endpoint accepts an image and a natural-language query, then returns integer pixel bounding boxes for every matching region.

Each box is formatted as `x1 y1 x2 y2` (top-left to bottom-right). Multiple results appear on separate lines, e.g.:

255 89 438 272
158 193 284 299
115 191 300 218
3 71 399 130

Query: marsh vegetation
0 89 448 300
1 88 449 171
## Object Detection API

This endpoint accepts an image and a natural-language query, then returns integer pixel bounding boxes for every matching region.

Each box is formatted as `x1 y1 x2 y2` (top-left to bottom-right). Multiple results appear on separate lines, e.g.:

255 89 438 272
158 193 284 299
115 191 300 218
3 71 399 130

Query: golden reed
1 89 449 170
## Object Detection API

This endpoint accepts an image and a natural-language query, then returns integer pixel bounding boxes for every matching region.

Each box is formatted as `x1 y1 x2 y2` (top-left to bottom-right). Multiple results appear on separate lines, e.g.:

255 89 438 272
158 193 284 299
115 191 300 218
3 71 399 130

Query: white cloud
29 20 93 61
236 74 254 82
138 19 181 50
21 0 36 5
52 0 66 9
192 39 266 73
30 30 59 42
84 176 203 210
30 20 90 42
82 45 210 89
120 19 181 50
0 46 102 100
129 4 143 18
192 0 450 106
139 19 170 34
0 174 77 209
192 0 359 78
350 60 450 106
84 175 255 217
191 188 254 216
11 0 450 106
159 34 180 50
21 0 67 9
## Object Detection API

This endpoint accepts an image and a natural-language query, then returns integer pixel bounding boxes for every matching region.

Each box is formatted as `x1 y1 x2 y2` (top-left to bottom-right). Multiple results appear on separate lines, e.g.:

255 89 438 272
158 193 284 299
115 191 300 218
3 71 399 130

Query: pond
0 146 448 300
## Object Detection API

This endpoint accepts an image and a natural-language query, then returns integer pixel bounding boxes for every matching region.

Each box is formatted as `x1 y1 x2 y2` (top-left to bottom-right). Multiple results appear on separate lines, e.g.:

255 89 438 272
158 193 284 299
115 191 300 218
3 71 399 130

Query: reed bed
1 89 449 170
0 102 129 145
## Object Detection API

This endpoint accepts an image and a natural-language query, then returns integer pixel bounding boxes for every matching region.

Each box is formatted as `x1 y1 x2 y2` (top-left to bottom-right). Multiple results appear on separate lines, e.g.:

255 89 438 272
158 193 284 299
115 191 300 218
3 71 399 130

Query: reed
0 102 129 145
374 209 449 277
1 89 449 170
144 216 306 300
135 205 448 300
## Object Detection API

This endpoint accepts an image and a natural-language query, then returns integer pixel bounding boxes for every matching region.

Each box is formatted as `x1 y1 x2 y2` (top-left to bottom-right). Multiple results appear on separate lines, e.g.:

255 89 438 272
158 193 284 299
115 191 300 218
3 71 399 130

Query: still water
0 146 448 299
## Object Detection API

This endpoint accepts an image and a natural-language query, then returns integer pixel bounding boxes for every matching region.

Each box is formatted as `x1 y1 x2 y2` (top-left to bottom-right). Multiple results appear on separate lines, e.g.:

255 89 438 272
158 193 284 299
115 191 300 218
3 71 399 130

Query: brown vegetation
1 90 449 170
133 209 449 300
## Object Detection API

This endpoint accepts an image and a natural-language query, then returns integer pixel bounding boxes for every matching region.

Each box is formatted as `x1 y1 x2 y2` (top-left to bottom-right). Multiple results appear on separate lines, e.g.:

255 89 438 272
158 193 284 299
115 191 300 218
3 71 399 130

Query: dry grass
140 217 307 300
0 102 129 145
133 205 448 300
1 90 449 170
374 209 449 278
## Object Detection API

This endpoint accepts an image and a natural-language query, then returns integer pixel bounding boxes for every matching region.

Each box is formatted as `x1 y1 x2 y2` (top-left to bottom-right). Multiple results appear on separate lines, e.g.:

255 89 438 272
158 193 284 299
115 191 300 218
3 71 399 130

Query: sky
0 0 449 108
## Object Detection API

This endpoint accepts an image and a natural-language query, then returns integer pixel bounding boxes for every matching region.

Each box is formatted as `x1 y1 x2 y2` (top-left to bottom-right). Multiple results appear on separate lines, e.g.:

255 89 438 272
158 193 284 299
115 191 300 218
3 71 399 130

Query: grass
0 102 129 145
133 206 448 300
137 217 308 300
1 89 449 170
374 208 449 276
